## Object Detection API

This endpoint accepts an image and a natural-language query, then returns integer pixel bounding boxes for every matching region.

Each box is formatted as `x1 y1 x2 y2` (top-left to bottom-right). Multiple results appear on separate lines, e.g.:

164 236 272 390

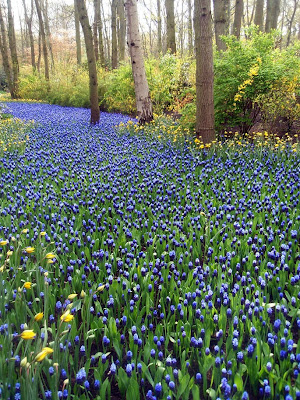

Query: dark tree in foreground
7 0 19 97
165 0 176 53
265 0 281 32
194 0 215 144
76 0 100 125
125 0 153 124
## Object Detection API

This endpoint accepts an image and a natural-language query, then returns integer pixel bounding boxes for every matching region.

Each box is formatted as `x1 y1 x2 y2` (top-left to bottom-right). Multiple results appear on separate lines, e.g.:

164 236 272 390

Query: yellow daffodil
20 330 36 340
25 247 35 254
0 240 8 246
96 284 105 292
40 231 46 236
34 347 54 362
60 310 74 322
67 293 77 300
34 312 44 322
23 282 32 289
22 229 29 234
45 253 56 259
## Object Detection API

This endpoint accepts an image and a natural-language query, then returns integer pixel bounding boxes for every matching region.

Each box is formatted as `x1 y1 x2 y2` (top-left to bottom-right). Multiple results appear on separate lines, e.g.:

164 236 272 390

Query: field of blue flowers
0 102 299 400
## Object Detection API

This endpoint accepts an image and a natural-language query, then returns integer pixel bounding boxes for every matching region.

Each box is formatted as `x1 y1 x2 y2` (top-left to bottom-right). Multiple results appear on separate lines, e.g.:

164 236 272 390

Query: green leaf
177 374 190 399
234 373 243 392
126 379 140 400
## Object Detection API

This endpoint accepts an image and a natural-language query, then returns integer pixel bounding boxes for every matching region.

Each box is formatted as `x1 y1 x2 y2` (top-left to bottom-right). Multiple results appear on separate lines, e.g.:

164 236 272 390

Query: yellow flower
45 253 56 259
34 312 44 322
34 347 54 362
20 330 36 340
0 240 8 246
25 247 35 254
67 293 77 300
24 282 32 289
60 310 74 322
22 229 29 234
40 231 46 236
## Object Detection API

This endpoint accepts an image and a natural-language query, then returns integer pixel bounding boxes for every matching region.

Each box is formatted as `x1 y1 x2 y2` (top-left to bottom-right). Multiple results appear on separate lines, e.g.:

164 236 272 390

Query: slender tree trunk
286 0 298 46
213 0 230 51
188 0 193 55
34 0 50 80
125 0 153 124
41 0 55 68
117 0 126 62
194 0 215 143
165 0 176 53
157 0 162 53
7 0 19 97
254 0 264 31
265 0 281 32
102 0 110 61
93 0 99 61
0 4 14 97
98 0 105 66
111 0 118 68
37 30 42 73
74 0 82 64
232 0 244 38
76 0 100 124
22 0 36 71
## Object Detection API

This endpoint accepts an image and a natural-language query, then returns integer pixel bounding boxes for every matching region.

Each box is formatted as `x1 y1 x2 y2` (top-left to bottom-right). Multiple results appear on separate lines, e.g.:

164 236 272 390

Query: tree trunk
76 0 100 125
265 0 281 32
98 0 105 66
232 0 244 38
34 0 50 80
117 0 126 63
22 0 36 71
111 0 118 68
165 0 176 53
213 0 230 51
254 0 264 31
194 0 215 143
125 0 153 124
41 0 55 68
232 0 244 39
37 30 42 73
74 0 82 64
7 0 19 97
93 0 99 61
157 0 162 53
0 4 14 97
101 0 109 62
286 0 298 46
188 0 193 55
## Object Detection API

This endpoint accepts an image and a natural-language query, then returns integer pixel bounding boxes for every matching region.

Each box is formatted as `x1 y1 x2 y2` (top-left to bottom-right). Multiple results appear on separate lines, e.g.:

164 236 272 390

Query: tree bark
157 0 162 53
254 0 264 31
265 0 281 32
117 0 126 63
232 0 244 38
188 0 193 55
76 0 100 124
41 0 55 68
111 0 118 68
93 0 99 61
286 0 298 46
0 4 14 97
194 0 215 143
74 0 82 64
34 0 50 80
22 0 36 71
213 0 230 51
165 0 176 53
98 0 105 66
125 0 153 124
7 0 19 97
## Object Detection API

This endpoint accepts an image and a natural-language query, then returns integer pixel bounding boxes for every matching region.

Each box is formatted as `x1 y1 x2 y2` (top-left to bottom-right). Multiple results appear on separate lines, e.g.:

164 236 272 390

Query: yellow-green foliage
0 114 33 155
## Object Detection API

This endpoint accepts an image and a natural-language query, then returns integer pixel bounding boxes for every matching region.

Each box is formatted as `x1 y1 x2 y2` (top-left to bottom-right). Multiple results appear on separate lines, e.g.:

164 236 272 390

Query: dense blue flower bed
0 103 299 400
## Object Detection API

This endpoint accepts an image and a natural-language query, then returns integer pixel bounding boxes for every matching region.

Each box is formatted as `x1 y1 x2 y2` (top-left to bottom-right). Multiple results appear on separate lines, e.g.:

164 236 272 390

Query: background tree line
0 0 299 143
